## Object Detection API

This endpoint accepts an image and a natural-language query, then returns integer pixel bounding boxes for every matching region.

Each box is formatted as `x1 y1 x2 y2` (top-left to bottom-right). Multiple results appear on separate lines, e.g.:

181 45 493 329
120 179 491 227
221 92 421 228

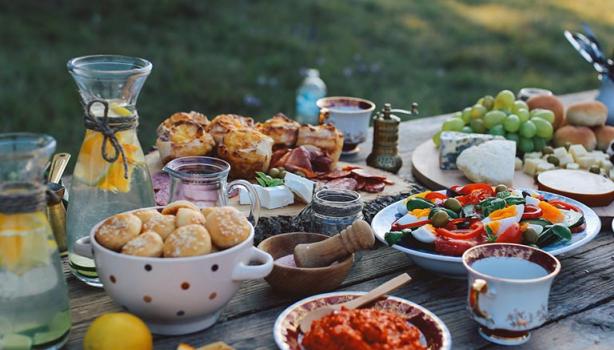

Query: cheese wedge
457 140 516 185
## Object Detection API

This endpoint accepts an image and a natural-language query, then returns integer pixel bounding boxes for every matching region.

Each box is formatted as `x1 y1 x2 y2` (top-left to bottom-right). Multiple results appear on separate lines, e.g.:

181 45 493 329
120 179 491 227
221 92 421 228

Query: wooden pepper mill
293 220 375 268
367 102 419 173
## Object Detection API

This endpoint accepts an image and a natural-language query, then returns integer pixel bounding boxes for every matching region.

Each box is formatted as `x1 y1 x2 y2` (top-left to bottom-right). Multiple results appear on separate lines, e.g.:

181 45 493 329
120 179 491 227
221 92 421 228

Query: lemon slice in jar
0 212 51 274
73 130 112 186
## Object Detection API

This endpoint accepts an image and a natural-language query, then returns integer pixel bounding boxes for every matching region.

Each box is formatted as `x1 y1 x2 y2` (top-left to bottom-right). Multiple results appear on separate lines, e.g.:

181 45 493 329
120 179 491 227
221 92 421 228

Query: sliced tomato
457 183 495 196
522 205 542 220
424 192 448 202
434 237 478 256
495 223 522 243
391 219 431 231
548 200 581 213
571 221 586 233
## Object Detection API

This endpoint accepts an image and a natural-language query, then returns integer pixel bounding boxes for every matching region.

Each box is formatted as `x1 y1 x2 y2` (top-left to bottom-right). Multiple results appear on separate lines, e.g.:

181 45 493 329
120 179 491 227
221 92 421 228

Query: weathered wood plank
66 232 614 349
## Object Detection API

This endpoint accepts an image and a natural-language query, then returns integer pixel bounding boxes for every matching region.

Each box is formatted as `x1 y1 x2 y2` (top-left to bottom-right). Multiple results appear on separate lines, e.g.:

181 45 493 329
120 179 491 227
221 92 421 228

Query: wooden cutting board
146 151 413 217
411 139 614 220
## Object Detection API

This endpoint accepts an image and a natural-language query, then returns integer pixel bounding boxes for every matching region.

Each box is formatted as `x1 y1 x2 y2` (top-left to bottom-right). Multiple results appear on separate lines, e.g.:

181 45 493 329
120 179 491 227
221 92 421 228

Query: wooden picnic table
64 90 614 350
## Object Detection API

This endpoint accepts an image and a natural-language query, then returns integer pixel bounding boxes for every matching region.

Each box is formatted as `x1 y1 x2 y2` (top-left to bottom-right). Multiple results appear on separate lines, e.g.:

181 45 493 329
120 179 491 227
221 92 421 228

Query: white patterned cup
317 96 375 154
462 243 560 346
74 207 273 335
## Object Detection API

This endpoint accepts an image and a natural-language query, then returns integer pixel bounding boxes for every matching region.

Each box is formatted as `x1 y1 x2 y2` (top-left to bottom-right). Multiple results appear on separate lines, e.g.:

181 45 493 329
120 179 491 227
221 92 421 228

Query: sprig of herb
255 172 284 187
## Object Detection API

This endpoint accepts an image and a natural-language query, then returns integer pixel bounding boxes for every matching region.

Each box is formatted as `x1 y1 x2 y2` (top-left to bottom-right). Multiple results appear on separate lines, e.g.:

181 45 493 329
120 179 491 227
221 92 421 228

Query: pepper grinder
367 102 418 173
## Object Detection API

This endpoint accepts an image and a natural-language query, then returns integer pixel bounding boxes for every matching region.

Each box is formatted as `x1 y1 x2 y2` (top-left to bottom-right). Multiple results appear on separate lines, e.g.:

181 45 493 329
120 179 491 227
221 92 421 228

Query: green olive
523 227 539 244
564 142 572 151
494 184 508 193
431 210 450 228
443 198 462 212
279 169 287 178
542 146 554 155
295 171 306 178
269 167 281 178
546 155 560 167
589 166 600 174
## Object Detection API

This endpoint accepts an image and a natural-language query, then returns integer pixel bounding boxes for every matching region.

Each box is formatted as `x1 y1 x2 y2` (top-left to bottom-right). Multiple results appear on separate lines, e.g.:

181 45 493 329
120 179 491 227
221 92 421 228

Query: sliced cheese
457 140 515 185
566 163 580 170
284 172 315 203
569 144 587 161
553 147 568 157
523 158 544 176
577 156 596 169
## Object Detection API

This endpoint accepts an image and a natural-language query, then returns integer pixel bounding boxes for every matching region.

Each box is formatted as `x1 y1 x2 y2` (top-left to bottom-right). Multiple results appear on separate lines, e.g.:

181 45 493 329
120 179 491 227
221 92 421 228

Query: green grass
1 0 613 160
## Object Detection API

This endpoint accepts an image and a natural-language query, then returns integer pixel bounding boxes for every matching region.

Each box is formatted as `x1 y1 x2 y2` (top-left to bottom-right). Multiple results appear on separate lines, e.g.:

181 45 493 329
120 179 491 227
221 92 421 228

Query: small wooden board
146 151 413 217
411 139 614 220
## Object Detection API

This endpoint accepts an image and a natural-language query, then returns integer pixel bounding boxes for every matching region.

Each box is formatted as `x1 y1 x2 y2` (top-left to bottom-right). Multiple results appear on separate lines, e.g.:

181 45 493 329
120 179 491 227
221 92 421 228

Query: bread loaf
553 125 597 151
594 125 614 151
566 101 607 127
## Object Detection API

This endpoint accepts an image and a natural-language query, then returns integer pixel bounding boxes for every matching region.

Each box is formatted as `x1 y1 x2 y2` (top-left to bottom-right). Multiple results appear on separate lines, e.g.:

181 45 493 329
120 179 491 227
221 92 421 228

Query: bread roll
176 208 206 226
163 224 212 257
553 125 597 151
132 209 162 224
162 200 200 215
217 128 273 179
121 231 164 257
527 95 565 129
205 207 251 248
95 213 142 251
594 125 614 151
142 214 177 240
256 113 300 148
566 101 607 127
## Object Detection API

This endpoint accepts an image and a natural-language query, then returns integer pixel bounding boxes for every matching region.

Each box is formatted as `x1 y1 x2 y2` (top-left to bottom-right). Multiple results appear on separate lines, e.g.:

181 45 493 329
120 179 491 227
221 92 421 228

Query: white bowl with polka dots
75 207 273 335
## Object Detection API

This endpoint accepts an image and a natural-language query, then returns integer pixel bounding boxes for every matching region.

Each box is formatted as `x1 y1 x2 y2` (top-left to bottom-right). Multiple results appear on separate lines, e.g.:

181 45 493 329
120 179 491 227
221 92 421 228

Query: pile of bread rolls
527 95 614 151
95 201 251 258
155 112 343 179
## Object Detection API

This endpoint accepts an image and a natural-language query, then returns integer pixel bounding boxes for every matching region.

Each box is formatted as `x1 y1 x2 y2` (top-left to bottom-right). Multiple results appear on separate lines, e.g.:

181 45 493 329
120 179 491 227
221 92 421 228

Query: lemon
0 212 51 273
109 102 133 117
73 130 111 186
83 313 153 350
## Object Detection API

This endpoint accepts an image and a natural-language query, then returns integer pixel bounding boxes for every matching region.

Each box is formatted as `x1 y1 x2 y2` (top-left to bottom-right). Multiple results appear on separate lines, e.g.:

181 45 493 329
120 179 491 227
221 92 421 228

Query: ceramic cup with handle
73 207 273 335
462 243 561 346
317 96 375 154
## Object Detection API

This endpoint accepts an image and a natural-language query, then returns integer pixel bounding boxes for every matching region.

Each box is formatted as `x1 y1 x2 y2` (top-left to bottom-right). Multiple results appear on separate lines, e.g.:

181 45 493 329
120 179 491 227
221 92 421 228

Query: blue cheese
439 132 504 170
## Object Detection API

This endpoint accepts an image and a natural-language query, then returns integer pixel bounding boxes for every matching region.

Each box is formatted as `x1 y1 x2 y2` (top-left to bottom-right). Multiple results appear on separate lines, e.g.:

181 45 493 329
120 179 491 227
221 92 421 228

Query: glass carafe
0 133 71 350
66 55 155 287
163 156 260 224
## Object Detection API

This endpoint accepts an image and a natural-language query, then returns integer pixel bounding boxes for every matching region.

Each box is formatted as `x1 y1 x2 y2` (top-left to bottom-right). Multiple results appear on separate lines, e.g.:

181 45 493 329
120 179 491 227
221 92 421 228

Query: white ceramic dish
273 291 452 350
372 190 601 278
74 207 273 335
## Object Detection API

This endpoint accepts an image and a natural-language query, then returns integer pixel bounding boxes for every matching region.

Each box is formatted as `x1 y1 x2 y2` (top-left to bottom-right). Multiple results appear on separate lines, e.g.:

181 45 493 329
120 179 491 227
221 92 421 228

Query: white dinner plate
372 189 601 278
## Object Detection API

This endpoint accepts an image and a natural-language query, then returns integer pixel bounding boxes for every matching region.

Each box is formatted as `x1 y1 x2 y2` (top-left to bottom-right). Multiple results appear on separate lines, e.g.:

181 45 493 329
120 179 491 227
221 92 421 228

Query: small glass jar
311 189 363 235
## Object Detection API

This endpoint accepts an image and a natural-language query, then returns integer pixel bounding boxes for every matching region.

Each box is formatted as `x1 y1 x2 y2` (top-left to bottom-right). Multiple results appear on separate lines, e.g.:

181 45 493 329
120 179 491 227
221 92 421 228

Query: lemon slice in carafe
0 212 51 274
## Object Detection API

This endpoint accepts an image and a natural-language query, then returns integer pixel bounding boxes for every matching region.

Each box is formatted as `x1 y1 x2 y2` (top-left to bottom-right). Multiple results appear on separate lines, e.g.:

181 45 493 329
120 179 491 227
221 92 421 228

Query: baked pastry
206 114 255 144
205 207 251 248
156 111 216 164
121 231 164 257
296 124 343 170
95 213 142 251
132 209 162 223
594 125 614 151
553 125 597 151
161 200 200 215
163 224 212 257
256 113 300 148
527 95 565 129
176 208 206 226
217 128 274 179
566 101 607 127
142 214 177 240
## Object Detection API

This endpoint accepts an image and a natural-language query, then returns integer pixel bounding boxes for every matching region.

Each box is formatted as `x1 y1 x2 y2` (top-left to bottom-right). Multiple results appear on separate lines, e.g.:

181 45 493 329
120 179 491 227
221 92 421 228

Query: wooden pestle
293 220 375 268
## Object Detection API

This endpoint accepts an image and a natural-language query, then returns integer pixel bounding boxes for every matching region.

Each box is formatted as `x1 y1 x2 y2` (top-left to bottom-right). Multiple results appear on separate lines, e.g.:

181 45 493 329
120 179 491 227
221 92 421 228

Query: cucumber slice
521 218 552 227
1 333 32 350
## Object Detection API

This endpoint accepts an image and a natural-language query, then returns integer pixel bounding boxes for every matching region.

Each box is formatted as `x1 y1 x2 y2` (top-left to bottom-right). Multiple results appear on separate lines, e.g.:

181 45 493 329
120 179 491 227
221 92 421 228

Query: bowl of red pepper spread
273 292 451 350
302 307 425 350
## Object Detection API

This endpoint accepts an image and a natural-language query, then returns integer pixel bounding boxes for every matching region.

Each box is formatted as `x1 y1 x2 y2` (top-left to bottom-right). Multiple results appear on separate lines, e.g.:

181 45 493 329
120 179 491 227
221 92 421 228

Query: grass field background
1 0 613 159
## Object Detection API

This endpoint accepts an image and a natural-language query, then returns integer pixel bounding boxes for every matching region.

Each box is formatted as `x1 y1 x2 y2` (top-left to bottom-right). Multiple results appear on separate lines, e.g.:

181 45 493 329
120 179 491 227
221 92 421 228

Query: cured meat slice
320 169 351 180
326 178 358 190
283 147 313 173
363 181 385 193
312 155 333 173
270 148 290 168
350 168 387 181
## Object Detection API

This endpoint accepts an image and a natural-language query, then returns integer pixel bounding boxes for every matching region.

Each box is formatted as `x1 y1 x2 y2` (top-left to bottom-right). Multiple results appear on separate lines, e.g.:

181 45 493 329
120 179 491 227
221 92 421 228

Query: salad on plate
384 183 585 257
